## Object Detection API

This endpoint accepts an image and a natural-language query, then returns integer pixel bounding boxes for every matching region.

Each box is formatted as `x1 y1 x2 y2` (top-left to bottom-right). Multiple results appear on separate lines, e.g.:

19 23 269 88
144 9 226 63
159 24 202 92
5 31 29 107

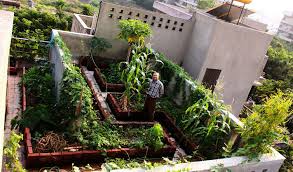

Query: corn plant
119 45 162 110
118 19 152 61
180 88 231 158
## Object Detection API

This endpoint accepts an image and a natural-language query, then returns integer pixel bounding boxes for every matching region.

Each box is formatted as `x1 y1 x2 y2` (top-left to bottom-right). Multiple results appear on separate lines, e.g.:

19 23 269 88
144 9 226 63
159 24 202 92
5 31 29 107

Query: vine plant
4 132 26 172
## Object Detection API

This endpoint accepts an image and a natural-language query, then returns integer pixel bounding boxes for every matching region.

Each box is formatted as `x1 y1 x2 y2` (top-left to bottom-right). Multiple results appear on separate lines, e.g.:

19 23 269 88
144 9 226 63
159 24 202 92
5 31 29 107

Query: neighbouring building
277 12 293 43
70 1 273 116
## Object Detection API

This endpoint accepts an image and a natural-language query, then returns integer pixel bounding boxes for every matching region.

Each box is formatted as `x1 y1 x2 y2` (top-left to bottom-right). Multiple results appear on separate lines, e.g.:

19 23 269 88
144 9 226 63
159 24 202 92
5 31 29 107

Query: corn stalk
119 45 163 110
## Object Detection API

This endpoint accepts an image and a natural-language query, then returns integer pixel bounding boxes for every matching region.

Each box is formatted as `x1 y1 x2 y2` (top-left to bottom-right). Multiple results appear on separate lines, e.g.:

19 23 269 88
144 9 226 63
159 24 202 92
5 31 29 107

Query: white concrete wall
195 17 273 115
182 12 217 79
0 10 14 169
95 2 194 64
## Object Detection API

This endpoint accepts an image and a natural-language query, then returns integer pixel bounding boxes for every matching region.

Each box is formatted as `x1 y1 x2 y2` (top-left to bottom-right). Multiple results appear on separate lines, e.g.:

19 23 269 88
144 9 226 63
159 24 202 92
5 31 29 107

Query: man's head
152 72 160 81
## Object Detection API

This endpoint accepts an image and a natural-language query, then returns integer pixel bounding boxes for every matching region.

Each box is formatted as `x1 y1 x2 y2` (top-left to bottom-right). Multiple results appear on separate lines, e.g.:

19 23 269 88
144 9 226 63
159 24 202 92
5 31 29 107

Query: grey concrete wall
195 19 273 116
0 10 14 169
95 2 194 64
182 12 217 79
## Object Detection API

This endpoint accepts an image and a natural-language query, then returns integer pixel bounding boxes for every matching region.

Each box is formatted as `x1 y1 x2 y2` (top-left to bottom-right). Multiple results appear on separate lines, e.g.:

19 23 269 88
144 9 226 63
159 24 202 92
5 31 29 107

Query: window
136 13 140 17
158 23 162 27
165 25 169 29
110 8 114 12
128 12 132 15
117 16 122 19
160 18 163 22
167 19 170 23
152 16 156 20
109 14 113 18
172 27 176 30
179 28 183 32
145 15 148 19
174 21 178 25
144 21 147 23
202 68 221 92
151 22 154 26
119 10 123 13
181 23 184 26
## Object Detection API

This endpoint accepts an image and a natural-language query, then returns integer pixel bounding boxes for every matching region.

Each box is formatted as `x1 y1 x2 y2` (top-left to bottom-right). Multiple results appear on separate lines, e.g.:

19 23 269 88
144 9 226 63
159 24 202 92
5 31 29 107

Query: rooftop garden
6 19 292 171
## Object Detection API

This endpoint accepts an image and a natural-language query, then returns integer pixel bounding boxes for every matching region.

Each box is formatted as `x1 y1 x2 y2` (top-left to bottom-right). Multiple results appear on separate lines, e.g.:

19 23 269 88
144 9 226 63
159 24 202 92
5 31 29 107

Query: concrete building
70 1 273 116
277 12 293 42
0 10 14 169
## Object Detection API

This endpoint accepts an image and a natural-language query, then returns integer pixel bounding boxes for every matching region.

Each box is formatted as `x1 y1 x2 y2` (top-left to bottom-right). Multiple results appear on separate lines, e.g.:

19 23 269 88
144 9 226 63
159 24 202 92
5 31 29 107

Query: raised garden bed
105 93 197 154
80 57 125 92
22 66 177 168
24 126 177 167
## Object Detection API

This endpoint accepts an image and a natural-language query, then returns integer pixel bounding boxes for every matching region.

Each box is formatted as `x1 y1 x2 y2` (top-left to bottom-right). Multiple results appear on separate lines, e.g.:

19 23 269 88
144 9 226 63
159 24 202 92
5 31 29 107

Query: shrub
4 132 26 172
21 62 54 104
235 91 292 160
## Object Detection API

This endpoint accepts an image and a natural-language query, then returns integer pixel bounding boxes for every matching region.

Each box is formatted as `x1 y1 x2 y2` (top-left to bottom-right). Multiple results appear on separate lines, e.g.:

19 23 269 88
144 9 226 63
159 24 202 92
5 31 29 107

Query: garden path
82 66 113 116
3 72 26 171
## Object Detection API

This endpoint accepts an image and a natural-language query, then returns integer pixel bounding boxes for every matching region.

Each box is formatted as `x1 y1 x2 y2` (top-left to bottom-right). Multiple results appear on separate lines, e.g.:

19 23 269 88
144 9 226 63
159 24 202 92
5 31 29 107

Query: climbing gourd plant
118 19 152 61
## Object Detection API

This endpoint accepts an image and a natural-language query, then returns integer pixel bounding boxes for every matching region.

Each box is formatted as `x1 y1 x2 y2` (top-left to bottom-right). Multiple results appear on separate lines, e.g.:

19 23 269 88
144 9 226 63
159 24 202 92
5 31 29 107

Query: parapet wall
95 2 194 64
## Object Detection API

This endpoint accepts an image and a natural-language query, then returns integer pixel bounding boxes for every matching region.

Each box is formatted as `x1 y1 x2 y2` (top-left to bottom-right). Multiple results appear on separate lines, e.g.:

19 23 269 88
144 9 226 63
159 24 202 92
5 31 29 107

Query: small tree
118 19 152 61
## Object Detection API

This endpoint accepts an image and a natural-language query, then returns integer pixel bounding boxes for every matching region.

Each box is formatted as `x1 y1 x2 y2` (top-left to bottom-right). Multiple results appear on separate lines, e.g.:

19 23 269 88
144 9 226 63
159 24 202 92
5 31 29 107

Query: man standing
144 72 164 121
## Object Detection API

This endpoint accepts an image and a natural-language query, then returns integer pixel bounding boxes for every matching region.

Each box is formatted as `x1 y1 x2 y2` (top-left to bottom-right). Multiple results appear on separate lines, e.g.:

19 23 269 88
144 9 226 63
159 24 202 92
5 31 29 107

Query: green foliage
10 7 71 60
250 38 293 133
90 37 112 55
197 0 216 10
277 142 293 172
80 3 95 15
120 45 162 102
104 157 189 171
118 19 152 45
146 123 164 150
235 91 292 160
54 35 165 150
12 105 56 133
21 62 54 104
156 53 232 158
101 63 122 83
4 132 26 172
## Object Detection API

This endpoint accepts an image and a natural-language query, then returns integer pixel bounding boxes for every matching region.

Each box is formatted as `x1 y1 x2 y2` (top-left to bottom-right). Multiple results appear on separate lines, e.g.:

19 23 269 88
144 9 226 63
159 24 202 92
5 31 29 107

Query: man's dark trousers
144 95 156 121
